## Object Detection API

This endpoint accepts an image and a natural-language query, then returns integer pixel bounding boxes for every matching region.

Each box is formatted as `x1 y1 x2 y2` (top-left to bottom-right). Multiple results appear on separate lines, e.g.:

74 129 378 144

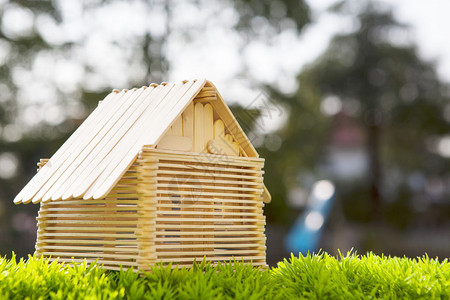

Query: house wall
137 148 267 268
35 163 141 271
34 148 267 271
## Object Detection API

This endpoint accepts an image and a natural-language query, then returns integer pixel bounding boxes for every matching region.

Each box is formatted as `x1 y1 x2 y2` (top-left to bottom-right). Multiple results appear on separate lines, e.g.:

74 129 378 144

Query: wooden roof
14 79 264 204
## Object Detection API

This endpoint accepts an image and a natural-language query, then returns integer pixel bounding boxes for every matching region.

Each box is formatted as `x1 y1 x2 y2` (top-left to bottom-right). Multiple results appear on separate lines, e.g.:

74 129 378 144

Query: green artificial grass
0 251 448 299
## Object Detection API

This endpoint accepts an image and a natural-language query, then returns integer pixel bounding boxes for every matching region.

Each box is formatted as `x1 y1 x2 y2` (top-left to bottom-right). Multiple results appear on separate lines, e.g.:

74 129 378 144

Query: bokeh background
0 0 449 265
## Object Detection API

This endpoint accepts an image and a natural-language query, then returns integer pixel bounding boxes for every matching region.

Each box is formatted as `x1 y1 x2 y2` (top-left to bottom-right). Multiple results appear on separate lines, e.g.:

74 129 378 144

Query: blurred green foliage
257 3 450 232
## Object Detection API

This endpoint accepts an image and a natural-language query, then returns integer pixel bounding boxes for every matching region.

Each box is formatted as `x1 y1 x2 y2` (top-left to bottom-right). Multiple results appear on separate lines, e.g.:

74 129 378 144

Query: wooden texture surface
139 149 267 268
35 148 267 271
36 163 142 271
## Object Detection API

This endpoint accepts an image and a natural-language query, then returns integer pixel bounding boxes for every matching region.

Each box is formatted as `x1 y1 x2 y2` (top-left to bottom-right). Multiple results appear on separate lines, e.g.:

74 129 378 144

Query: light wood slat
171 116 183 136
155 243 262 250
155 170 262 181
40 207 139 212
71 83 178 200
155 217 264 223
39 252 139 259
157 183 263 193
39 229 261 235
157 190 261 198
155 189 262 199
38 239 138 245
38 227 136 232
204 104 214 144
152 197 262 205
194 102 204 152
157 198 260 205
182 102 194 144
156 163 263 175
155 232 263 237
39 245 138 252
15 91 126 204
155 224 262 229
43 205 146 212
195 90 216 98
155 211 261 217
42 87 153 203
193 97 217 103
37 213 140 218
37 219 140 225
37 218 139 223
153 237 263 242
40 233 137 238
43 198 132 206
195 93 216 99
43 200 139 205
157 251 265 263
158 176 264 188
39 202 138 208
39 240 264 249
37 219 263 230
155 204 261 210
89 79 206 200
157 160 263 170
213 119 225 139
157 208 261 214
155 231 263 236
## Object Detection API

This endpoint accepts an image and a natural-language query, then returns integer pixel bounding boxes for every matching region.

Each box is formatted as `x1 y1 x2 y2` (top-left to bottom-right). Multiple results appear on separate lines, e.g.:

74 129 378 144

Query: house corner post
34 159 49 258
255 160 268 268
136 149 158 271
35 202 45 258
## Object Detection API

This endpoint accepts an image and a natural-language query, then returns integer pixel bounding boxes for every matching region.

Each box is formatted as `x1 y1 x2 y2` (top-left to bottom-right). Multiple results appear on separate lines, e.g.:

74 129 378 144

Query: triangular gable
154 81 259 158
14 79 271 204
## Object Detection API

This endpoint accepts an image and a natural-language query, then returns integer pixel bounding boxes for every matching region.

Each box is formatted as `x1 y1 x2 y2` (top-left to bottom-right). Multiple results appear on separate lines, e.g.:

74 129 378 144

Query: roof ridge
111 79 203 94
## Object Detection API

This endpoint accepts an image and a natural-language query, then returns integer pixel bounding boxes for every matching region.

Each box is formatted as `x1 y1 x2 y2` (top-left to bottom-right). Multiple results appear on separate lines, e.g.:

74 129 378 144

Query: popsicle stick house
14 79 271 271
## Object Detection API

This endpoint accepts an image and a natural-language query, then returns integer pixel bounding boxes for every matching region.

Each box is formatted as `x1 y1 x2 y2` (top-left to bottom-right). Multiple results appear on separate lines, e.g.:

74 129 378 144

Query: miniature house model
14 79 271 271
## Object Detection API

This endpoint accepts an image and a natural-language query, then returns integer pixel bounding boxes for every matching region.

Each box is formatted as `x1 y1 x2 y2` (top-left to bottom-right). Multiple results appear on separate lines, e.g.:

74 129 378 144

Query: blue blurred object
285 180 336 254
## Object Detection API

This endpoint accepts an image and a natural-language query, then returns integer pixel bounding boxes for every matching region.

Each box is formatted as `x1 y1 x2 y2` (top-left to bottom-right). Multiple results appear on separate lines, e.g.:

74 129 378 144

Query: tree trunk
366 115 382 222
